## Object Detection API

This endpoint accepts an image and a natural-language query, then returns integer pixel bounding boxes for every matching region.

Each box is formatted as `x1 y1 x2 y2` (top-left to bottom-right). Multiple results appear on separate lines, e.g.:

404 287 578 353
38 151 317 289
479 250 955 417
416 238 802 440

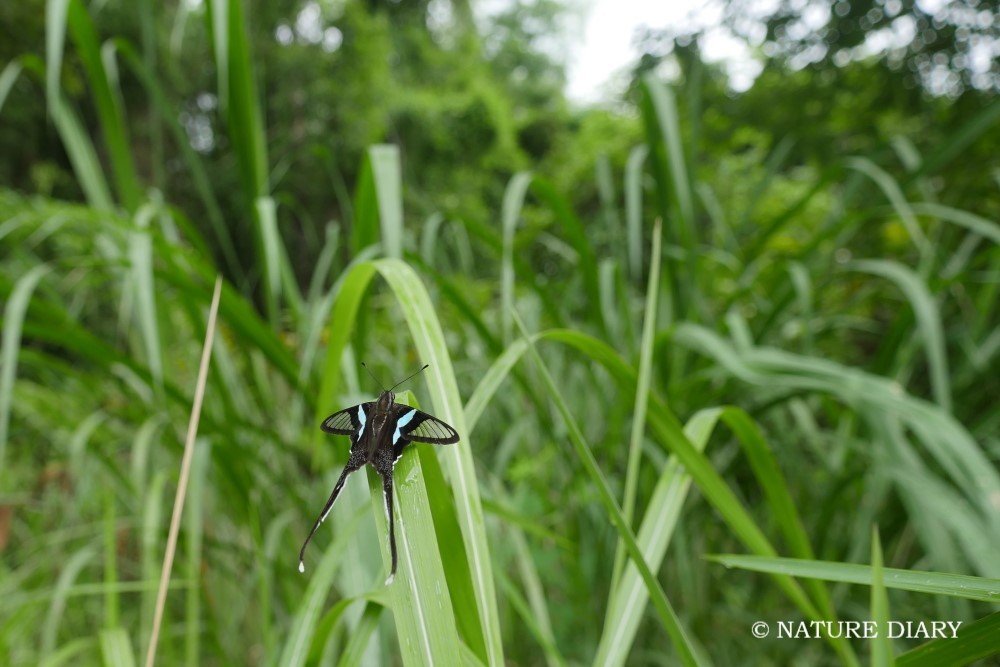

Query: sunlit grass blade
908 204 1000 247
139 472 167 660
463 336 528 433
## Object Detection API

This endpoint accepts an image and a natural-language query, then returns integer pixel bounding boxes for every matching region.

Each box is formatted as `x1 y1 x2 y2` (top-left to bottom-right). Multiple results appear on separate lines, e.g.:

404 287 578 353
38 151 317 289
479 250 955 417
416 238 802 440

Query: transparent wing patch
321 403 372 435
392 405 459 444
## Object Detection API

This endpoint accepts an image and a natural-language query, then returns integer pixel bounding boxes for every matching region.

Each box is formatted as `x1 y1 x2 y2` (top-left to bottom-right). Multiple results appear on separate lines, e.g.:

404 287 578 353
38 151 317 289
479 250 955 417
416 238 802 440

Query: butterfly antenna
389 364 429 392
360 362 386 391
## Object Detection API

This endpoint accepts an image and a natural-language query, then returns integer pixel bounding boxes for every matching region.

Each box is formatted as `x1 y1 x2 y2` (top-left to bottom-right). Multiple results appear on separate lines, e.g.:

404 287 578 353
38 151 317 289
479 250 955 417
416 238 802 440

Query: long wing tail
383 473 397 584
298 457 363 573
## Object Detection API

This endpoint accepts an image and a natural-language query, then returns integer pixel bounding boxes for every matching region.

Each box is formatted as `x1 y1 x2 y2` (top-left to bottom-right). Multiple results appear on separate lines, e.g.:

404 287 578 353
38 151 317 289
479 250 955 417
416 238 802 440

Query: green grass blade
103 489 119 629
501 172 534 343
100 628 137 667
513 313 702 667
370 144 404 259
415 438 487 661
716 407 835 616
595 408 716 667
705 555 1000 602
281 512 365 667
107 40 241 277
64 0 142 210
869 528 892 667
365 448 463 666
529 176 606 333
595 153 622 265
130 205 164 395
496 571 566 667
624 145 649 283
911 96 1000 179
1 265 51 472
42 546 97 655
184 443 210 665
641 74 694 236
255 196 282 322
611 219 662 589
336 602 383 667
895 612 1000 667
49 94 114 210
672 324 1000 545
849 259 950 411
375 259 503 666
313 259 503 666
845 157 928 257
0 60 24 115
40 638 98 667
464 337 529 434
45 0 70 105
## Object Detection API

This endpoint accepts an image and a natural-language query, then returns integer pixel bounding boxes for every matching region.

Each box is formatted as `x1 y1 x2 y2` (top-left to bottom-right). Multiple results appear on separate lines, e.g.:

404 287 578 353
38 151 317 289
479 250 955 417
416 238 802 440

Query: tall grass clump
1 1 999 665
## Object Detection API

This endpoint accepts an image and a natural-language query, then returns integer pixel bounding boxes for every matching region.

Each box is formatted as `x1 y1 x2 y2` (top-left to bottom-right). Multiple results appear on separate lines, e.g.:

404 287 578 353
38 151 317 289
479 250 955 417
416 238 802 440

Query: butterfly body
299 372 459 582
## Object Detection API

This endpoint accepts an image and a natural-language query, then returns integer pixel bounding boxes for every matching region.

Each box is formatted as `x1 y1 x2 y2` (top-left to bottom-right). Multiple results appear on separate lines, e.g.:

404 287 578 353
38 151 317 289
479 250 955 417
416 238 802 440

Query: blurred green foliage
2 0 999 665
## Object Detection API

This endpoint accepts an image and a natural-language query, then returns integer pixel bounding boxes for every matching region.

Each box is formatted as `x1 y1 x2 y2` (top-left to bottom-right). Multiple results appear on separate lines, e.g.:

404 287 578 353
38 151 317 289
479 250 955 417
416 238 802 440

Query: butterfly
298 364 459 583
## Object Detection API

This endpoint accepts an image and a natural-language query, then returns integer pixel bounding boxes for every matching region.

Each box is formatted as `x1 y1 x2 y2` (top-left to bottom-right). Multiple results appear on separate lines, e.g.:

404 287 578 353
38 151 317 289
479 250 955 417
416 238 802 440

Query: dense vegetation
1 0 998 665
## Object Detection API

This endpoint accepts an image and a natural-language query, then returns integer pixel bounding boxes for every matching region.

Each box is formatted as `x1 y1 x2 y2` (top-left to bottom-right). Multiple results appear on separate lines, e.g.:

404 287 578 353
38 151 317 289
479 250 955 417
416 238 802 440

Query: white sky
563 0 757 103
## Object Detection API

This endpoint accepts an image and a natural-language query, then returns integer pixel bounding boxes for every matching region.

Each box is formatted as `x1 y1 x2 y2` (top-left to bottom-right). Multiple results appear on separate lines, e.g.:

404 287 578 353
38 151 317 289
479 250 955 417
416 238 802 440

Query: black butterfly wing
321 402 374 446
389 404 459 460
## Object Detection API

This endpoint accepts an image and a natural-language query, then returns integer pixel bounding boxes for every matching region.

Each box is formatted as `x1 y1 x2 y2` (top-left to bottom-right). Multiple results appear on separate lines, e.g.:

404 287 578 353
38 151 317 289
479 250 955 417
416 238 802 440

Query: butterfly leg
298 452 364 573
382 471 398 584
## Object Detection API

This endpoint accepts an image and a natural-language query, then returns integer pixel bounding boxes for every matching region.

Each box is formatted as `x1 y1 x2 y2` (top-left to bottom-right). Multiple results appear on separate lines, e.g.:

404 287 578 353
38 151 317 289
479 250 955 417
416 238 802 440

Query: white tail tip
298 561 305 573
384 572 395 586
